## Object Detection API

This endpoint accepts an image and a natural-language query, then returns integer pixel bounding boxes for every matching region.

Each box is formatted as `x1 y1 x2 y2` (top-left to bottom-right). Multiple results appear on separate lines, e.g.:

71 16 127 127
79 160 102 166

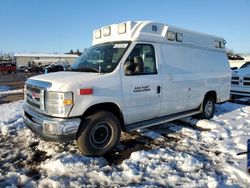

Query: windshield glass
240 62 250 69
71 42 130 73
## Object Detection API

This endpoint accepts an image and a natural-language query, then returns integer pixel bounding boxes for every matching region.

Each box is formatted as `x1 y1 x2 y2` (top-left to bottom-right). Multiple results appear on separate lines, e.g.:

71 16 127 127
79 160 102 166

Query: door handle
157 86 161 94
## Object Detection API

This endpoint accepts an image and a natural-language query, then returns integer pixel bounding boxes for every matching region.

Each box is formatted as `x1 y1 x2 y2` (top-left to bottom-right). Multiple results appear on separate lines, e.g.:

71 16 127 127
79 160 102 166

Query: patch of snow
40 154 107 176
140 130 162 139
0 89 24 96
180 117 220 129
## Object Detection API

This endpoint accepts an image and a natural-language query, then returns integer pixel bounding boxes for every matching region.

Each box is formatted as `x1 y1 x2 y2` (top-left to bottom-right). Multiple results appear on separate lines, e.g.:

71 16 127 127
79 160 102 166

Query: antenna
98 64 101 74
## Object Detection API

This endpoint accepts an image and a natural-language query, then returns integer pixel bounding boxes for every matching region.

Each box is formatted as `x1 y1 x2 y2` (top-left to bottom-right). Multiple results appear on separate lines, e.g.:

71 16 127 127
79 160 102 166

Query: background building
14 53 79 67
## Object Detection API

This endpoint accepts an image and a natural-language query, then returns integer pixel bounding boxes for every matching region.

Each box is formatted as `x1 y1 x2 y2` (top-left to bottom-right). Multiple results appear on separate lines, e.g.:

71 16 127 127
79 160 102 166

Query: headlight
45 91 73 117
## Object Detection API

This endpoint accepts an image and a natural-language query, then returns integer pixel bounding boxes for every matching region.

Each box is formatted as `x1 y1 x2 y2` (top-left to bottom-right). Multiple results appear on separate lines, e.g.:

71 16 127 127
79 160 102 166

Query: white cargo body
23 21 231 156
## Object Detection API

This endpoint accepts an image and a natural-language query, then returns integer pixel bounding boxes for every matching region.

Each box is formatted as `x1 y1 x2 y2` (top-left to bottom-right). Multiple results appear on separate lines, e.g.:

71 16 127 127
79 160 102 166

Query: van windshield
71 42 130 73
240 62 250 69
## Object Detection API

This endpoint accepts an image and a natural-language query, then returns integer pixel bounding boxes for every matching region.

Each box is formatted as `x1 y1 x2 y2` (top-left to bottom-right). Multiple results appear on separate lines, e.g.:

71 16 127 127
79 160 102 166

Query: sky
0 0 249 54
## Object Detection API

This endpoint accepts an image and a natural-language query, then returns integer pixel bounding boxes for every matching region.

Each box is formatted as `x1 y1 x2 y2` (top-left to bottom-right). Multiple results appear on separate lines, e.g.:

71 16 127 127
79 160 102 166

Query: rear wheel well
204 91 217 103
82 103 125 131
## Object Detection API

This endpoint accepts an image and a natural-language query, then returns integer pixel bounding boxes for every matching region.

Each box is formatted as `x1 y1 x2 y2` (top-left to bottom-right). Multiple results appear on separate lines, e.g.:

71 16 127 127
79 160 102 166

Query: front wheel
199 96 215 119
76 111 121 156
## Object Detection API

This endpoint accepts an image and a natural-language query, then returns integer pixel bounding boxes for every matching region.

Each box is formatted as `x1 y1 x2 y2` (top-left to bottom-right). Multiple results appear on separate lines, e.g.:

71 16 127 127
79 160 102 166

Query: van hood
232 68 250 77
29 71 100 90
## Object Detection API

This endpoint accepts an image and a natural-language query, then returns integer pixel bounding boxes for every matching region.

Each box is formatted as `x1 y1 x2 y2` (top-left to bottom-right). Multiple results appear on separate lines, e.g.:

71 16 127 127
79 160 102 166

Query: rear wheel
199 96 215 119
76 111 121 156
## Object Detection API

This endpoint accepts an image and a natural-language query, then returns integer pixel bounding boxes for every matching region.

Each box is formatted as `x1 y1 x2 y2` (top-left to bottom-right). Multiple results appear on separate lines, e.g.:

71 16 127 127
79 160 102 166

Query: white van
23 21 231 156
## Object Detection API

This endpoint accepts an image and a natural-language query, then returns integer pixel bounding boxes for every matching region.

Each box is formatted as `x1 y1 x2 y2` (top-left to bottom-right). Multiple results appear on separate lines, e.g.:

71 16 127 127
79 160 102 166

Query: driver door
121 43 162 125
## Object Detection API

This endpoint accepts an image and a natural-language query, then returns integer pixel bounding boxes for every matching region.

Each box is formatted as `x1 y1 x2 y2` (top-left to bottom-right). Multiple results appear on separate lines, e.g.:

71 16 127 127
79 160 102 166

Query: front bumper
23 104 81 142
231 85 250 97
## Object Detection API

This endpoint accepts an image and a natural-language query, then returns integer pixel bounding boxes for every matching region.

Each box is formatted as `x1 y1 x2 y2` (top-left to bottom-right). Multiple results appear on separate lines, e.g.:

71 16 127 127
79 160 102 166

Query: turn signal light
63 99 73 105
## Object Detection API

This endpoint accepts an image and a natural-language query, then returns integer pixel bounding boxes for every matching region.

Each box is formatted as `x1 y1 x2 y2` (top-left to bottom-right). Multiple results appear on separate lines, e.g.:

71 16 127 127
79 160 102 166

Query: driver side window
124 44 157 75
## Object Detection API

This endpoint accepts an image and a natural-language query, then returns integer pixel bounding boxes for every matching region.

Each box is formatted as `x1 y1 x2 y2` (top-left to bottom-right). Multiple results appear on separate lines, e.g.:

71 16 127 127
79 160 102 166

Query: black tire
76 111 121 156
198 96 215 119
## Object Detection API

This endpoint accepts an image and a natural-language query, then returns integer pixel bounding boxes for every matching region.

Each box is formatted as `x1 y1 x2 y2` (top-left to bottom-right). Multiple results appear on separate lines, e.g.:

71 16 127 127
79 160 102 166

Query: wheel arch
81 102 125 131
204 90 217 103
197 90 217 119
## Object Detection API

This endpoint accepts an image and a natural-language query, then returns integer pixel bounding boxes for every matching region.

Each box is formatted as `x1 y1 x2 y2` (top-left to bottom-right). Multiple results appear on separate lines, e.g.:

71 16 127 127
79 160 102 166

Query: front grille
243 77 250 86
232 76 239 80
231 81 239 85
231 76 239 85
243 82 250 86
26 85 40 93
244 77 250 81
231 76 250 87
26 97 40 109
25 84 43 110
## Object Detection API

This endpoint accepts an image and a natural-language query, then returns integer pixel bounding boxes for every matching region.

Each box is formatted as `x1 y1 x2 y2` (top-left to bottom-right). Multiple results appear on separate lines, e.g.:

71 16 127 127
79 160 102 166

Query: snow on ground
0 89 24 96
0 100 250 187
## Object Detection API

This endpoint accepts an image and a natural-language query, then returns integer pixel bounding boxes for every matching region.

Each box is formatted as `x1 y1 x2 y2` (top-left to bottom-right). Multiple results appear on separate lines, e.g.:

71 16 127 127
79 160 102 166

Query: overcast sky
0 0 249 54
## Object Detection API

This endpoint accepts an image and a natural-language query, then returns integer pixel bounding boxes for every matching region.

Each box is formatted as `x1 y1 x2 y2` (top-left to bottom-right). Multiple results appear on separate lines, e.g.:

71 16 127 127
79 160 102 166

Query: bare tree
226 48 234 56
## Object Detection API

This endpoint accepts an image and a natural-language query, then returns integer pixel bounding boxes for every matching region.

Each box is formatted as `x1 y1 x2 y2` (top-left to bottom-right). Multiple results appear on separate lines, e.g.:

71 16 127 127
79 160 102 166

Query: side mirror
231 67 238 70
124 61 135 75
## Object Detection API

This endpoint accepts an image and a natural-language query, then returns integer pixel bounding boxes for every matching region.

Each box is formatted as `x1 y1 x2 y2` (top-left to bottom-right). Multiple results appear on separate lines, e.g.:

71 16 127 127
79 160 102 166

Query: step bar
126 109 201 132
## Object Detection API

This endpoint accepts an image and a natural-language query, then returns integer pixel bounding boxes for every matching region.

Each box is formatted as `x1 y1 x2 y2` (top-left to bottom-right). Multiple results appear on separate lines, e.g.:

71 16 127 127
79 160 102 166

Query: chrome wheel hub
90 122 112 149
205 100 213 117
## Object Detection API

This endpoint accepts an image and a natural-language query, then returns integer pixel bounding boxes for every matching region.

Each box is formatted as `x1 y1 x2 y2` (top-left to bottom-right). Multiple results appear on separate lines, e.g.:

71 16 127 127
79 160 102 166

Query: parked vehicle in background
17 65 27 72
228 54 244 60
25 65 44 73
0 62 16 73
23 21 231 156
45 64 64 73
231 61 250 98
44 61 69 74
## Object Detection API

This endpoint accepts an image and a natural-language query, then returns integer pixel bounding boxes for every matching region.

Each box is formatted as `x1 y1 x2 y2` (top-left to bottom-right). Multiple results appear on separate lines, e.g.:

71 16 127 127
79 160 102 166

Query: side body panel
159 43 230 117
65 72 125 118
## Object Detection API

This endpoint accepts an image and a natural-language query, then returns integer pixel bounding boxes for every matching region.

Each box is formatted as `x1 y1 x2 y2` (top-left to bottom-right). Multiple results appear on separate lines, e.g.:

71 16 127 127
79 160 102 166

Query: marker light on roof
118 23 126 34
103 26 111 37
95 29 101 39
220 41 225 48
176 33 183 42
214 40 220 48
167 31 176 41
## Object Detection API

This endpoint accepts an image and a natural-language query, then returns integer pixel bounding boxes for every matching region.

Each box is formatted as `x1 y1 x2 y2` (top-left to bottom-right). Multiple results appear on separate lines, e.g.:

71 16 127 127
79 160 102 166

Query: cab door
121 43 161 125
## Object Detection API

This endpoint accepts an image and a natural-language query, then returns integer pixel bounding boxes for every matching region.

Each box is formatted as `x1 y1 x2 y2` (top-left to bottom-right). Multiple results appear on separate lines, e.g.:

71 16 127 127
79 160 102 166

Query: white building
14 53 79 67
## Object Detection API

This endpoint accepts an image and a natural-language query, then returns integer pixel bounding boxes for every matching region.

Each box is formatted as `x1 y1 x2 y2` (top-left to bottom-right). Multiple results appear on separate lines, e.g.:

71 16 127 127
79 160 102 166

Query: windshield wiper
73 66 99 73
